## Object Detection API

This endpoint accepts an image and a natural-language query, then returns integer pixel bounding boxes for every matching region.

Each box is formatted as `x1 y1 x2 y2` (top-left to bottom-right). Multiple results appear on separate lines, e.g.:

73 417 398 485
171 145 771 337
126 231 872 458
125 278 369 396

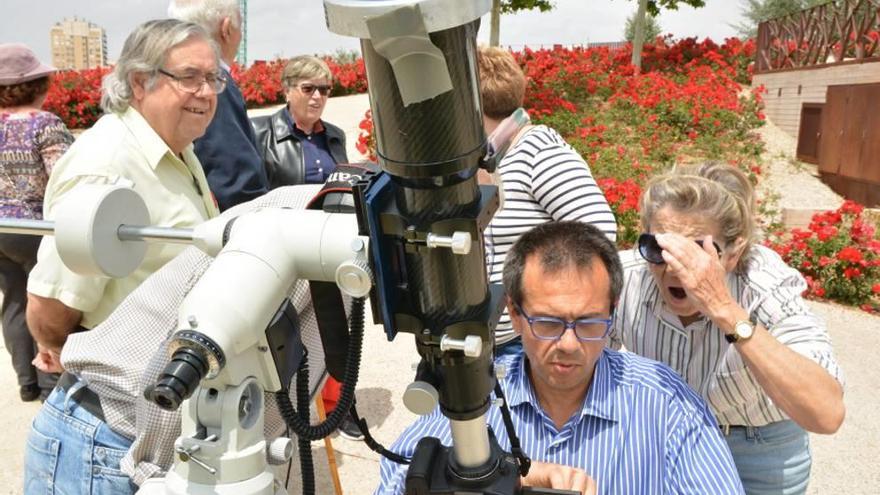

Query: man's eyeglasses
158 68 227 94
514 303 612 342
637 232 721 265
299 83 332 96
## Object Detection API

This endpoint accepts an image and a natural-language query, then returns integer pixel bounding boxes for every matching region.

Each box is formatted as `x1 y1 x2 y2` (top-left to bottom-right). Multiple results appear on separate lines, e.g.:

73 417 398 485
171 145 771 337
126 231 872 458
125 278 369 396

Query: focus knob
266 437 293 465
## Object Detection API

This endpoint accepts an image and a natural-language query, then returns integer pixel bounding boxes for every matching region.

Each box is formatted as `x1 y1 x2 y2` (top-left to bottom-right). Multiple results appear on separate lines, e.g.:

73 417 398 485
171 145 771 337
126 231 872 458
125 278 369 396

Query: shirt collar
220 60 231 73
579 349 619 422
503 349 619 424
119 106 176 170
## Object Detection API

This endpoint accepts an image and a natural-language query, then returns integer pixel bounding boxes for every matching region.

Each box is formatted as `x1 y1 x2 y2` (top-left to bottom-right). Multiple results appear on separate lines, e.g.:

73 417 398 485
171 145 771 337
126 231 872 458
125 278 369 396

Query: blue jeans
24 383 137 494
724 419 811 495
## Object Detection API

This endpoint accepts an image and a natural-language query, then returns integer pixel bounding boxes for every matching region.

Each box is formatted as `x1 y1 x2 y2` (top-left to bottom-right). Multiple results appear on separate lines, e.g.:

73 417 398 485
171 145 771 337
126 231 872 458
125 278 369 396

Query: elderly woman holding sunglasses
611 163 844 495
252 55 348 187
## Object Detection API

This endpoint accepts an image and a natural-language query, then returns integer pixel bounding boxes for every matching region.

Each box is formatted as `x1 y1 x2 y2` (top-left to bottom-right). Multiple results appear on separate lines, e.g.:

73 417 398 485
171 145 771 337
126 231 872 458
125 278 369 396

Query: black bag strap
306 163 378 381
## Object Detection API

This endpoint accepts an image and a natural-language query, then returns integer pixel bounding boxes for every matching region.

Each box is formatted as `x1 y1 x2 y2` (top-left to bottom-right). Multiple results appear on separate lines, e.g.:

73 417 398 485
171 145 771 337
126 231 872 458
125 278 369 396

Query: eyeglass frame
637 232 722 265
297 82 332 97
157 68 227 94
513 302 613 342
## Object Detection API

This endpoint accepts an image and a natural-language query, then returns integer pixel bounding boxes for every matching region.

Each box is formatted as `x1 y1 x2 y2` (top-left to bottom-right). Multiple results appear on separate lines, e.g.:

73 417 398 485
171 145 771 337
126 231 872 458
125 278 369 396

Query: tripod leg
315 396 344 495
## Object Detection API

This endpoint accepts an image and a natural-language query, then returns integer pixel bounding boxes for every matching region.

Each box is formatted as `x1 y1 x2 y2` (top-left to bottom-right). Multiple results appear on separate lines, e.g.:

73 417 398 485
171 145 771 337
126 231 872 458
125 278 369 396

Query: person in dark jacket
169 0 269 211
252 55 348 187
252 55 356 441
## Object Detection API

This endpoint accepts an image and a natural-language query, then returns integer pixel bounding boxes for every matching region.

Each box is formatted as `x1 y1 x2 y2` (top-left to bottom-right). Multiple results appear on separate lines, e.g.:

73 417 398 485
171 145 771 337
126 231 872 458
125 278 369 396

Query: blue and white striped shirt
376 349 744 494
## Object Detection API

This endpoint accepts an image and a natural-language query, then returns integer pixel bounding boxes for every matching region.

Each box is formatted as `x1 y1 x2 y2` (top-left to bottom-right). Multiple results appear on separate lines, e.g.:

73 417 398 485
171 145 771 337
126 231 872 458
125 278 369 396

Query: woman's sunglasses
637 233 721 265
299 83 332 96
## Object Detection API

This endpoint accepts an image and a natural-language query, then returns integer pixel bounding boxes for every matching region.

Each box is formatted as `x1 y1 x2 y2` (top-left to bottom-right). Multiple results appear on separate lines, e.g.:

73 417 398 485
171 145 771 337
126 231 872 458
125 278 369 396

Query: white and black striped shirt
485 126 617 346
611 245 845 427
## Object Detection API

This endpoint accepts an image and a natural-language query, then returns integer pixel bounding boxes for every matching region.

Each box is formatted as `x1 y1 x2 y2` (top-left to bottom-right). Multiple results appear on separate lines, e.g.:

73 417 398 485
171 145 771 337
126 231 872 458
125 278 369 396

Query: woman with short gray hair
611 163 845 494
252 55 348 188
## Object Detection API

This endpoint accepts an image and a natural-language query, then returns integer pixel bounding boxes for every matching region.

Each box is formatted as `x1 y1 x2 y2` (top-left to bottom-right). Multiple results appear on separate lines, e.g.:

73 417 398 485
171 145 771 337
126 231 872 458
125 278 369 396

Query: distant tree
636 0 706 16
735 0 826 38
489 0 555 46
627 0 705 72
625 10 662 42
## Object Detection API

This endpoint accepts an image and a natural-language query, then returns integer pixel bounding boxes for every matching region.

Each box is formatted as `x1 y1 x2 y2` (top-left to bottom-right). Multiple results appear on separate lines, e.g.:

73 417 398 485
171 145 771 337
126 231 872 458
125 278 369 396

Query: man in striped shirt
376 222 743 494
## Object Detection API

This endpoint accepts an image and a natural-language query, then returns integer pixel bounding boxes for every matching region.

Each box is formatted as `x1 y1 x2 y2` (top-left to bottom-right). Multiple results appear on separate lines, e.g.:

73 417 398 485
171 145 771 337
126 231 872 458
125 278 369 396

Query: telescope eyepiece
146 347 210 411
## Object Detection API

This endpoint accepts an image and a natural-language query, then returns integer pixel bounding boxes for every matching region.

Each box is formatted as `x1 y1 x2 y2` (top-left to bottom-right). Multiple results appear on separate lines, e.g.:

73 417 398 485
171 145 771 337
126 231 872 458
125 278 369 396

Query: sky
2 1 747 65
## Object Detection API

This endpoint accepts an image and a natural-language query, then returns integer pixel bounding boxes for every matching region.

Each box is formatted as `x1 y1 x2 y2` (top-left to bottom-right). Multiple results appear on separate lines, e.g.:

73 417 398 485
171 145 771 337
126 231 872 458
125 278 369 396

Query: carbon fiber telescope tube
361 20 498 462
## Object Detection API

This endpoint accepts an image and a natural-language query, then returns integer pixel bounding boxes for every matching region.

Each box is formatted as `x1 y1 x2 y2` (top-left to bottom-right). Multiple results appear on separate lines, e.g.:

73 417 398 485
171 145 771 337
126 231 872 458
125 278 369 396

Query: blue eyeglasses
514 303 612 342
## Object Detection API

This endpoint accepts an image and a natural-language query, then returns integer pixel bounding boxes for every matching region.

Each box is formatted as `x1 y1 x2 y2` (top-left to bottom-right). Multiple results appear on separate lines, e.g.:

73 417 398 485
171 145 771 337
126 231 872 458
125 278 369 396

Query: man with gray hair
168 0 269 211
24 18 221 492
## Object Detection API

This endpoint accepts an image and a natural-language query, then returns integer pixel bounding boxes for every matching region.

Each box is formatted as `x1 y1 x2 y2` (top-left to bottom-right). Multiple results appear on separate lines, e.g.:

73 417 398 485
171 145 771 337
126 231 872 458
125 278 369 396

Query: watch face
735 321 754 340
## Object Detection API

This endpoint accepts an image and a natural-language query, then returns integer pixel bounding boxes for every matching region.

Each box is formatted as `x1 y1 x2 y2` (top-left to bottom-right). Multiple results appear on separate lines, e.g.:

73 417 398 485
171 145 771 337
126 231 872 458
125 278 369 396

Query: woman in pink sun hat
0 43 74 402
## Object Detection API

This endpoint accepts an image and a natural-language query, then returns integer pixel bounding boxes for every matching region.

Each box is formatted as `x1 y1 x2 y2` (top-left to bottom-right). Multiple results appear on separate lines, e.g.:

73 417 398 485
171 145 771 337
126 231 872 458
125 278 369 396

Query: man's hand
522 461 597 494
33 344 63 373
26 293 83 351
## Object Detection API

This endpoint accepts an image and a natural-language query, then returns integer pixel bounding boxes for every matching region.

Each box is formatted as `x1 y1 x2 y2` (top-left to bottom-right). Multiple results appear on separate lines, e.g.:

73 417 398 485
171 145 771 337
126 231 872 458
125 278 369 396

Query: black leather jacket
251 107 348 188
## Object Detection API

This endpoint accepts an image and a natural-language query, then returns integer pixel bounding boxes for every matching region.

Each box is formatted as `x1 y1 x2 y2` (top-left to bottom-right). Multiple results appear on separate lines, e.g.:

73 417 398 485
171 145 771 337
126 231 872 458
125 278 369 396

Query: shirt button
316 159 321 164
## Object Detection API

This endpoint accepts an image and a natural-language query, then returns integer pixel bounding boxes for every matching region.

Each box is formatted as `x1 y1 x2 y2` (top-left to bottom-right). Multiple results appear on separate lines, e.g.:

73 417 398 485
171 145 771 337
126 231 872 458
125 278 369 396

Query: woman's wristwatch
725 320 755 343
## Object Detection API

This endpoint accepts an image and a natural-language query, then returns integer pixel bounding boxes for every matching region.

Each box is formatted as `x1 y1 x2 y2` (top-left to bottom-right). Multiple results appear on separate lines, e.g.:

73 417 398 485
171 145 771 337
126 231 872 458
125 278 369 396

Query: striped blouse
485 125 617 346
610 245 845 427
376 350 744 494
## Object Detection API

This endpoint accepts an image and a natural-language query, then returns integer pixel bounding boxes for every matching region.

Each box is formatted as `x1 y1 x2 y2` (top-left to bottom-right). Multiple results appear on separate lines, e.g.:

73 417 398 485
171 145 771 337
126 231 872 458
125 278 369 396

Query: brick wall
752 60 880 138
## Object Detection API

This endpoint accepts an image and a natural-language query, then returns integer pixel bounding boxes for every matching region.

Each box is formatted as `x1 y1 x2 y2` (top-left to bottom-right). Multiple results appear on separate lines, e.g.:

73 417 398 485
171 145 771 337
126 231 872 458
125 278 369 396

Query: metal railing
755 0 880 73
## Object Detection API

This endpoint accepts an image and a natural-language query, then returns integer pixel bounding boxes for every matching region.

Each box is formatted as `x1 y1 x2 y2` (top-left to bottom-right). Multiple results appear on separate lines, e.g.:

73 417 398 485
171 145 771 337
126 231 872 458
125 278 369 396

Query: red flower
872 283 880 295
818 256 834 267
837 246 863 264
844 267 862 279
839 200 864 216
816 225 838 242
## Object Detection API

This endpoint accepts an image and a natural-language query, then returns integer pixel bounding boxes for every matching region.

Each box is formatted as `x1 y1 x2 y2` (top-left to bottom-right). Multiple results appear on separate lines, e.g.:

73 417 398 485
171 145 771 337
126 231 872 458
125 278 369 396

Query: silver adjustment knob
440 335 482 358
266 437 293 465
426 231 472 255
335 258 372 298
403 381 439 416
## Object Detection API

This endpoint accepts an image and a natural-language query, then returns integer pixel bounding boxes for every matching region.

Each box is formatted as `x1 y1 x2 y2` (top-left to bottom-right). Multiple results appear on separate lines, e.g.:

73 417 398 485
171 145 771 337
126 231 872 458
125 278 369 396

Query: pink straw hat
0 43 57 86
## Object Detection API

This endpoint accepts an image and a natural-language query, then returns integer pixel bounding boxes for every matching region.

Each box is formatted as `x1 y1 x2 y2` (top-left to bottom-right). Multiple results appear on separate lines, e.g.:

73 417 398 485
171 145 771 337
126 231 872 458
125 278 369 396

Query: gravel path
755 119 843 212
752 120 879 493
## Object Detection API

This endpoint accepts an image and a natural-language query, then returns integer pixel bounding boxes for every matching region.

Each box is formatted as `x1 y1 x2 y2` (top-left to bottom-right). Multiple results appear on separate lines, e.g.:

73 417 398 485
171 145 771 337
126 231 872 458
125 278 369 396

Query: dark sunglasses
299 83 331 96
637 233 721 265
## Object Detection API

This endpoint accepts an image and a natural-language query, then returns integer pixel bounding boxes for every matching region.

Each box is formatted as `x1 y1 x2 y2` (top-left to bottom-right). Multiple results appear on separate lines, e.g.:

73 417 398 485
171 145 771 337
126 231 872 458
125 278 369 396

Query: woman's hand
522 461 597 494
655 233 741 327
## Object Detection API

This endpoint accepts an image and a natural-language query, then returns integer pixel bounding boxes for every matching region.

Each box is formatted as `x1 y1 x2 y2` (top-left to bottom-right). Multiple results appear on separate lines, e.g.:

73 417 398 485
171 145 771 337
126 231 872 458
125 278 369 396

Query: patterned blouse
0 110 73 219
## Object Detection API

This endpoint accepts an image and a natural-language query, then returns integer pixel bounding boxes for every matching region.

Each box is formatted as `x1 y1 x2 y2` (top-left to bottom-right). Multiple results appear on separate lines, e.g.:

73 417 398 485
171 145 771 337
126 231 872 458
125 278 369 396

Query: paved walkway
0 94 877 493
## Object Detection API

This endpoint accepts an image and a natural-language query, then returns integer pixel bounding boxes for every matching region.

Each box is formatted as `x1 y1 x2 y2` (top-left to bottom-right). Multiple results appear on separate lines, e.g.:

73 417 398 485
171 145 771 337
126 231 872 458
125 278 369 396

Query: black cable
494 380 531 477
284 426 293 489
275 297 365 441
296 359 314 495
350 404 410 465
